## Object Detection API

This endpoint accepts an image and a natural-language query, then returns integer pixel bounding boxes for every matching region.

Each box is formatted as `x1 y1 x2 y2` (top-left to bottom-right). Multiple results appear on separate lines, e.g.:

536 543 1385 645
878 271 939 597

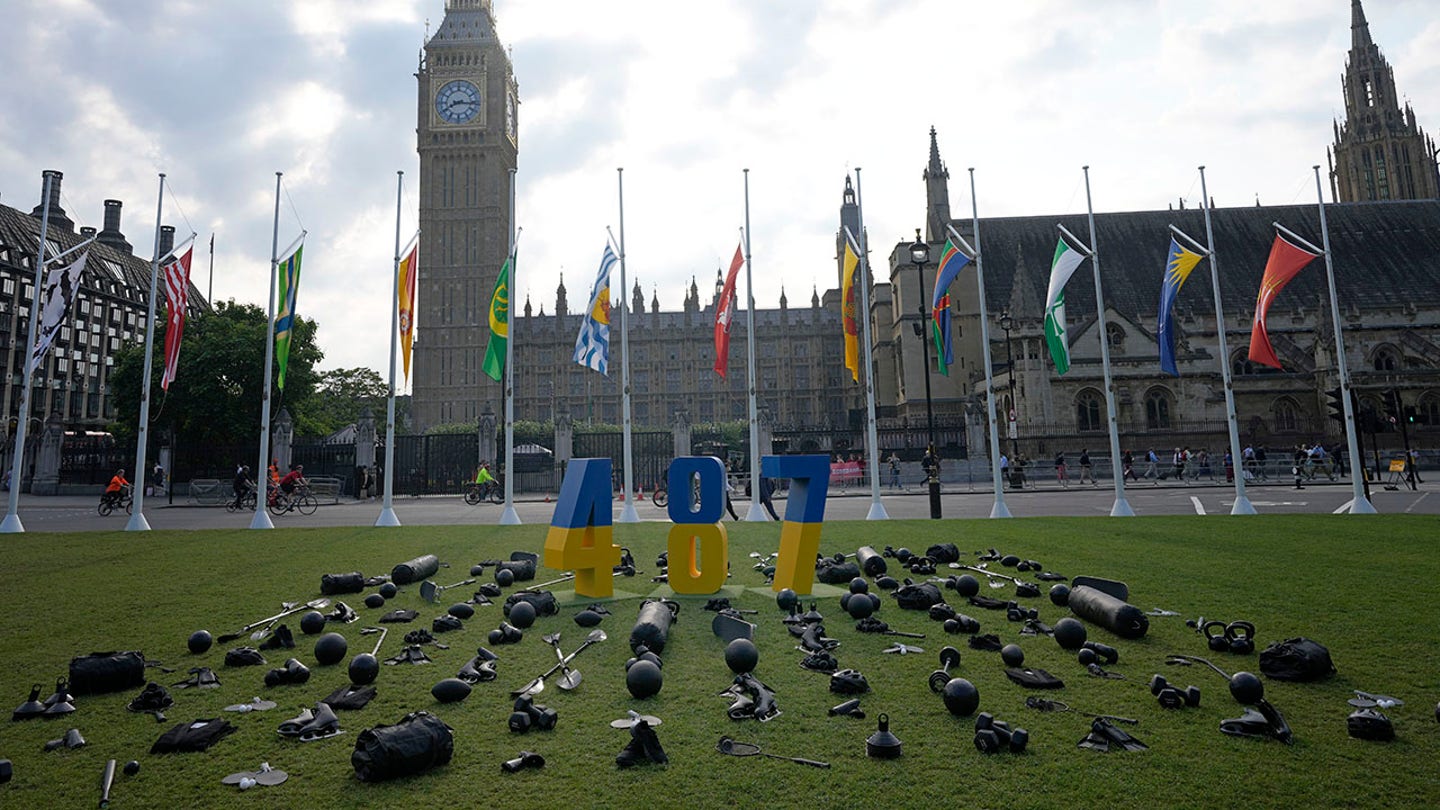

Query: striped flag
574 244 616 375
481 247 514 382
1043 237 1088 375
274 243 304 390
397 239 418 381
28 249 90 374
931 234 973 376
713 243 743 377
160 243 195 390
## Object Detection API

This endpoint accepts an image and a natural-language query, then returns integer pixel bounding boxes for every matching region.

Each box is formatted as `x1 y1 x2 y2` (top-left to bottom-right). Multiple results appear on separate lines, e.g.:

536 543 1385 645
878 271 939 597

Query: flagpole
1081 167 1134 517
207 233 215 305
251 173 283 530
616 167 639 523
1313 165 1375 514
741 168 768 521
123 174 167 531
852 169 888 520
376 172 405 527
0 173 58 533
967 170 1011 518
1197 167 1256 515
500 168 522 525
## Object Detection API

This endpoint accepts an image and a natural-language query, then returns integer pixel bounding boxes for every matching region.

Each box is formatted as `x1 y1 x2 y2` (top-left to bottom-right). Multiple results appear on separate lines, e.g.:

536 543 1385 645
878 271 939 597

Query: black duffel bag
816 560 860 585
321 572 366 595
495 558 536 582
925 543 961 564
504 590 558 618
894 581 944 610
70 651 147 694
352 711 454 782
1259 637 1335 682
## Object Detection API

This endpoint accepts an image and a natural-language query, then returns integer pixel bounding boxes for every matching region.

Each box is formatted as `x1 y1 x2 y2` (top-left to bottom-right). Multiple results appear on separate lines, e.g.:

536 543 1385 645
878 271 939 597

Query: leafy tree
303 367 399 438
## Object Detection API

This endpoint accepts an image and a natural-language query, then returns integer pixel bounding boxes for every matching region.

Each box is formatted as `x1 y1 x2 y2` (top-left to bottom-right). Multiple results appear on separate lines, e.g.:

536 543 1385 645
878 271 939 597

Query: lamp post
909 230 940 519
998 309 1019 460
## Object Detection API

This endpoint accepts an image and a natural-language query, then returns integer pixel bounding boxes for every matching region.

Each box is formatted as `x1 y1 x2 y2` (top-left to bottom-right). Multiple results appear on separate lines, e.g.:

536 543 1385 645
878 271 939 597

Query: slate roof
963 199 1440 322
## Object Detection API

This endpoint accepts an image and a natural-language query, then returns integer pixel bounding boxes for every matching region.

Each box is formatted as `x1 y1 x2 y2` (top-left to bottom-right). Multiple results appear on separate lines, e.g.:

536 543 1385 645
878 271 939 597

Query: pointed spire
811 285 820 309
926 125 944 177
1006 242 1042 321
1351 0 1373 50
779 285 788 309
524 293 533 318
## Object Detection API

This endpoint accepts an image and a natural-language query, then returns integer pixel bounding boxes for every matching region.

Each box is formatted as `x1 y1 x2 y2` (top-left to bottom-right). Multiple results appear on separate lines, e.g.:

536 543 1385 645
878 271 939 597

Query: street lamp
909 230 941 519
998 309 1019 460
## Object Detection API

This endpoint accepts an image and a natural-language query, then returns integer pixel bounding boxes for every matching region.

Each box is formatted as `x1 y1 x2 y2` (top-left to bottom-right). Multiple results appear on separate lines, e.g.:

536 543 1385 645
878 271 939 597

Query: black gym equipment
348 627 388 686
391 555 441 586
512 629 607 697
217 598 331 644
614 717 667 767
974 712 1029 754
630 599 680 654
1025 696 1137 725
724 638 759 675
864 713 902 758
313 633 348 666
299 611 328 636
501 750 546 773
717 736 830 767
828 699 865 719
1000 644 1025 667
1052 617 1087 650
431 678 472 703
1049 584 1071 607
507 602 537 630
188 630 213 654
1066 585 1149 639
626 660 663 699
927 647 962 693
941 677 980 717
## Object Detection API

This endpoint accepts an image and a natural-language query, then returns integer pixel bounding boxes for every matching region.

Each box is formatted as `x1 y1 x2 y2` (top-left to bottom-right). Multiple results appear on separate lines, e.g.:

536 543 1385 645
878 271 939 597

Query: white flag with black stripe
29 250 89 374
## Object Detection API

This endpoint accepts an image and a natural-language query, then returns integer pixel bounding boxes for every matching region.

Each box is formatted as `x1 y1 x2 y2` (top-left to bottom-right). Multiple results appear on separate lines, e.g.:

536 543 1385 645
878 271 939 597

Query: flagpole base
249 510 274 530
618 502 640 523
1110 497 1136 517
124 512 151 532
1349 496 1378 515
1230 494 1258 516
374 507 401 527
865 499 889 520
990 498 1013 519
744 502 769 522
0 513 24 533
500 503 522 525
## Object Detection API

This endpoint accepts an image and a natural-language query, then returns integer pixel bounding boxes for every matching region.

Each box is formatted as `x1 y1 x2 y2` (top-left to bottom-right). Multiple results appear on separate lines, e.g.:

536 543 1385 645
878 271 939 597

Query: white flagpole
500 168 522 525
125 174 167 531
965 169 1011 518
1081 166 1134 517
616 167 639 523
376 171 404 527
1197 167 1256 515
0 172 57 533
742 168 768 521
852 169 888 520
251 173 283 530
1313 165 1375 514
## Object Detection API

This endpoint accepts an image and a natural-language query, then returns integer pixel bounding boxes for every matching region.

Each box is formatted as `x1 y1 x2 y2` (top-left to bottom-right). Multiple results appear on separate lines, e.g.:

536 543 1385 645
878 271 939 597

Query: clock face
435 79 481 125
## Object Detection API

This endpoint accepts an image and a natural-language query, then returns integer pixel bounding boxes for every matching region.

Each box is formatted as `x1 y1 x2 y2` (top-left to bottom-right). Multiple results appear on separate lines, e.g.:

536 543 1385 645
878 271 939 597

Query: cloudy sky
2 0 1436 382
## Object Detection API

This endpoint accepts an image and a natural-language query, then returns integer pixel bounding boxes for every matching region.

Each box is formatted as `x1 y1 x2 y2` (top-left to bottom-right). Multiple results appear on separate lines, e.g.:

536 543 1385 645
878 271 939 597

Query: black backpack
1259 637 1335 681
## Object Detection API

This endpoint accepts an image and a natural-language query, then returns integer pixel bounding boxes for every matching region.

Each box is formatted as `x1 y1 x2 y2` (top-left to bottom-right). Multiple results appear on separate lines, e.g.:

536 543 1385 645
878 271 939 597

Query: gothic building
1329 0 1438 202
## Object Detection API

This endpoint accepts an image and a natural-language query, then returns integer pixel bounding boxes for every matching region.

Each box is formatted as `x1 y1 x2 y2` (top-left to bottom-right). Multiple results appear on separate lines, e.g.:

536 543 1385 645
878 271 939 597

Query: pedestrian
887 453 901 490
1172 447 1186 482
1224 450 1234 483
151 462 165 497
1078 448 1095 485
1054 451 1068 487
1292 445 1306 489
922 448 939 482
1122 449 1137 482
758 475 779 521
999 453 1009 487
1145 448 1159 483
724 474 740 520
356 465 369 500
1409 448 1423 485
1256 445 1269 481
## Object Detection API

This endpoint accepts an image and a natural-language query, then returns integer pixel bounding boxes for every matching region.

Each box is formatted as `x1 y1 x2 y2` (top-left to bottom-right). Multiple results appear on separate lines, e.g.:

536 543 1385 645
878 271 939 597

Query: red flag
160 245 194 390
713 244 744 377
1247 234 1319 369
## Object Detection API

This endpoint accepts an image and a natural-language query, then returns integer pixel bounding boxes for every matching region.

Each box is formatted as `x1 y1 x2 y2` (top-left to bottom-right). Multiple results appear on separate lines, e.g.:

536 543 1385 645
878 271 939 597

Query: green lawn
1 515 1438 809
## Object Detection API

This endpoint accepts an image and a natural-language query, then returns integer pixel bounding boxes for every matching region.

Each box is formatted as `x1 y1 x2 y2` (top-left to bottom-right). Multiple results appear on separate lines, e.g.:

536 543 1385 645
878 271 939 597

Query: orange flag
1247 234 1318 370
398 241 418 380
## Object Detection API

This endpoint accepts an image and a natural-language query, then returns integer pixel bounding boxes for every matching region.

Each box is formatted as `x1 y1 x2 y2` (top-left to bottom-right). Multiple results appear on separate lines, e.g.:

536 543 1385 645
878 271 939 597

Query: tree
303 367 402 438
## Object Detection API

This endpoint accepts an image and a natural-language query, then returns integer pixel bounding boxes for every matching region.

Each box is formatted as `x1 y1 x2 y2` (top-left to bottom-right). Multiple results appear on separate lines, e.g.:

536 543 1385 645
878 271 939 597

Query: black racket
716 736 829 768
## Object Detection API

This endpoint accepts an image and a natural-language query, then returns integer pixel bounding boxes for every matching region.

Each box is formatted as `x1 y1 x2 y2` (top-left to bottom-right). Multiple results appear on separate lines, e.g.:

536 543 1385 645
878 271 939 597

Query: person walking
1292 445 1306 490
887 452 902 490
1054 451 1068 488
1144 448 1159 483
1122 449 1138 482
1078 448 1095 485
999 453 1010 488
723 474 740 521
758 475 779 521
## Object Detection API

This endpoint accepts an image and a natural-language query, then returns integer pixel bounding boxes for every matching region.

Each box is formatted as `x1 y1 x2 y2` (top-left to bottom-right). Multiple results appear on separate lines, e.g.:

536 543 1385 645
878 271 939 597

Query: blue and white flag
573 244 616 375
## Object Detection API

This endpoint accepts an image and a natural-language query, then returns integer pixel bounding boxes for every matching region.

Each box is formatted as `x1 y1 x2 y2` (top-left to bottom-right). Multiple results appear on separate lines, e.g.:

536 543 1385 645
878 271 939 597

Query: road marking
1405 492 1429 514
1332 499 1354 514
1190 496 1205 515
1241 501 1308 507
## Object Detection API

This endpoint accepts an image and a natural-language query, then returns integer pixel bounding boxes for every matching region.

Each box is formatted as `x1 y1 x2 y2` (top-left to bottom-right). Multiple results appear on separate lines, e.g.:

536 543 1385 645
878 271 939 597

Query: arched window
1273 397 1300 433
1372 346 1401 372
1107 323 1126 352
1075 389 1103 432
1144 387 1173 430
1420 392 1440 427
1232 350 1278 376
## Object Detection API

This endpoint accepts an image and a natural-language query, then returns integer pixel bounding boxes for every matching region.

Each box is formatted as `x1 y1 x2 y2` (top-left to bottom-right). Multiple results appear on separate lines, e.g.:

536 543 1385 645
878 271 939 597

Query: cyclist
277 464 308 510
232 464 253 509
103 468 130 509
475 463 497 498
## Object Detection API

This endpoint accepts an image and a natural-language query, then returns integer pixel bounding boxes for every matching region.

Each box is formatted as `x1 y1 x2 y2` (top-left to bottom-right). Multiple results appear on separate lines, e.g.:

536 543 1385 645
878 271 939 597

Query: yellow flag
841 228 861 383
397 241 418 381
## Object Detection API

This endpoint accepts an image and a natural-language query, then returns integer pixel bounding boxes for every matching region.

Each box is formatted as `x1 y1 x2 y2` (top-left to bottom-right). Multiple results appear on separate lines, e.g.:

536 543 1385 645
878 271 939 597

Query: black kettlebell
1204 620 1229 653
1225 621 1256 655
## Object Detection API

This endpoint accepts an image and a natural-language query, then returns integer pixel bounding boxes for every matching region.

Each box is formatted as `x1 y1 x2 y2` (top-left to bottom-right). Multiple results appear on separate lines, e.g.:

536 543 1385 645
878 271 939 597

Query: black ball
776 588 798 611
626 659 663 699
187 629 213 655
508 600 537 629
1000 644 1025 667
1229 671 1264 705
470 564 486 577
1053 617 1087 650
943 618 962 634
364 593 386 609
313 632 348 666
123 760 140 776
846 593 875 619
839 593 852 612
724 638 759 674
1049 584 1072 607
349 653 379 685
849 577 869 595
448 602 475 620
1078 648 1097 665
876 576 900 591
942 678 980 716
488 629 504 644
1000 554 1021 568
379 582 398 599
954 575 980 598
431 677 473 703
574 609 603 627
299 611 327 635
494 568 515 587
868 593 882 612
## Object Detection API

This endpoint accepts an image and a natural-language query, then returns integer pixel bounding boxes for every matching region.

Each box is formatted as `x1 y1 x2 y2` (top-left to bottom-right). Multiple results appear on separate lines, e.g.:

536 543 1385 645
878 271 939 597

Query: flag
931 236 973 376
1248 234 1319 369
574 244 616 375
274 244 304 390
1043 237 1088 375
481 247 514 382
1157 237 1204 377
160 244 195 390
841 227 862 383
397 240 418 381
28 249 90 374
713 243 743 377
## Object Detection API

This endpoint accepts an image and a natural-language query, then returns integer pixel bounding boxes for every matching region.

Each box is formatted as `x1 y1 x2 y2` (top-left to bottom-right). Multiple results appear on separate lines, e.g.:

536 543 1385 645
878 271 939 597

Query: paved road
10 479 1434 533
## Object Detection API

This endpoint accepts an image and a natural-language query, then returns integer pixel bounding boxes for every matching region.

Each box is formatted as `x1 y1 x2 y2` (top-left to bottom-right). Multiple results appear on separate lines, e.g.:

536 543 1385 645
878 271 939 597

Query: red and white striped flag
161 244 194 390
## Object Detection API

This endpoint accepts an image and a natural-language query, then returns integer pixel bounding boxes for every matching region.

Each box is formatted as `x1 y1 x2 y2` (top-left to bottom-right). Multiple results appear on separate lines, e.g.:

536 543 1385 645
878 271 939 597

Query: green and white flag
1043 237 1088 375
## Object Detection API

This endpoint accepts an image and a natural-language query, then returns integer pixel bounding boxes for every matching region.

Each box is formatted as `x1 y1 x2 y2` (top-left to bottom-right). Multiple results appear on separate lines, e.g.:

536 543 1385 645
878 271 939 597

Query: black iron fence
59 435 132 486
573 430 669 493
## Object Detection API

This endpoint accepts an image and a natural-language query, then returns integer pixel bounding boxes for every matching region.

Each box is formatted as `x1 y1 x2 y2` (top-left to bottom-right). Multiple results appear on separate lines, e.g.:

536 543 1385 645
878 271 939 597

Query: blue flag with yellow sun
1158 237 1204 376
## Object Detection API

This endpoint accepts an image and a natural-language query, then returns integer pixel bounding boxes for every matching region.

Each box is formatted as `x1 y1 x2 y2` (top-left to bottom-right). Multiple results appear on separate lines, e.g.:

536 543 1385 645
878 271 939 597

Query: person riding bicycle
475 463 496 493
103 469 130 508
278 464 307 508
232 464 253 509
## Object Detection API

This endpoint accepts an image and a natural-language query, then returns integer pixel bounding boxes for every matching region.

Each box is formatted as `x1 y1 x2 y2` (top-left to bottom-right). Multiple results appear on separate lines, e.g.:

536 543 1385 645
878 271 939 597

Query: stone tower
923 126 951 243
1329 0 1437 202
414 0 519 429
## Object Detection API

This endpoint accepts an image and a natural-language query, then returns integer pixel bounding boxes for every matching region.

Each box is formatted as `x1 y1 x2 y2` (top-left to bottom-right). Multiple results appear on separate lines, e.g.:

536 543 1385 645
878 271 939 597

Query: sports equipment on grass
1067 585 1149 639
512 629 607 697
1024 696 1137 725
391 555 441 585
420 578 476 604
865 713 902 758
501 751 545 773
542 633 582 691
927 646 962 693
625 659 662 698
717 736 830 768
313 633 347 666
188 630 213 654
99 759 116 809
431 678 472 703
348 627 387 686
217 598 330 644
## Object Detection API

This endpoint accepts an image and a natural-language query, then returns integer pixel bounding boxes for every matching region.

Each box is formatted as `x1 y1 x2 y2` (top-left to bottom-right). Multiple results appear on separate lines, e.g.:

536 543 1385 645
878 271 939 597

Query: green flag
1043 237 1087 375
274 244 304 390
481 250 513 382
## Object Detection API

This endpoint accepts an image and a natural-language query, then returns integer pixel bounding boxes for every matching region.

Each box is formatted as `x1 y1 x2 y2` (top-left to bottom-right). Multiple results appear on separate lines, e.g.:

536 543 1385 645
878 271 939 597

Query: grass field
1 515 1438 809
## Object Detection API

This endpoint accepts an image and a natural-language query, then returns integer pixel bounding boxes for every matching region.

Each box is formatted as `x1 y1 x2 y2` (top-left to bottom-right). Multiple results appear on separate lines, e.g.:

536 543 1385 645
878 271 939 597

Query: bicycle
464 480 503 505
98 484 134 517
652 486 668 508
268 484 318 516
226 482 258 513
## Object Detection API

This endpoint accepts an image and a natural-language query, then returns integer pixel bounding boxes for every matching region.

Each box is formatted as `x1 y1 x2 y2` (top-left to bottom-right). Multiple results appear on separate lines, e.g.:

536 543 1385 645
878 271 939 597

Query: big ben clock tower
414 0 518 430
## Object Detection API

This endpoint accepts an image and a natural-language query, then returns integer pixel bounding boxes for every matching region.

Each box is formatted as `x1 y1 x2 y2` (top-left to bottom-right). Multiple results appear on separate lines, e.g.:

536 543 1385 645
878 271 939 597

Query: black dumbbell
1150 674 1201 709
1082 641 1119 665
928 647 962 693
